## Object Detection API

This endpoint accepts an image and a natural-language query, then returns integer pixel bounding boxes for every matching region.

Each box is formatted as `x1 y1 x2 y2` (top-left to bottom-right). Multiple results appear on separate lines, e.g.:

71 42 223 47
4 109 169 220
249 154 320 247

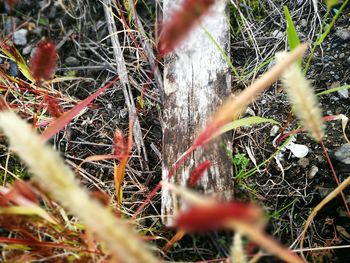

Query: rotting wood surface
162 0 234 225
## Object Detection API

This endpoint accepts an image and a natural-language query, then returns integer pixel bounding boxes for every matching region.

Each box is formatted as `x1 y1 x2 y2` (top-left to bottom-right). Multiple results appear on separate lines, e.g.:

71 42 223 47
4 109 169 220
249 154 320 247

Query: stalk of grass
0 111 158 263
163 182 304 263
158 0 216 56
283 5 301 66
0 41 34 82
276 52 324 141
30 40 58 82
320 140 350 217
114 120 133 205
231 232 247 263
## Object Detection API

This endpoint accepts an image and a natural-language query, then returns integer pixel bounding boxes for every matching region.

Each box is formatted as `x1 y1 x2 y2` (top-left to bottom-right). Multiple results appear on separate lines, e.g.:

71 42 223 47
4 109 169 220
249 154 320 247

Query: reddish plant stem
320 139 350 217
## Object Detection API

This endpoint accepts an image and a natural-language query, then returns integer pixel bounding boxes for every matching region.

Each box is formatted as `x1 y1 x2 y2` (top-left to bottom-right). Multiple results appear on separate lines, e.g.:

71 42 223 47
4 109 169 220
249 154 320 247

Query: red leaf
0 182 38 207
41 77 119 140
187 160 211 187
30 40 58 81
158 0 215 57
175 202 262 232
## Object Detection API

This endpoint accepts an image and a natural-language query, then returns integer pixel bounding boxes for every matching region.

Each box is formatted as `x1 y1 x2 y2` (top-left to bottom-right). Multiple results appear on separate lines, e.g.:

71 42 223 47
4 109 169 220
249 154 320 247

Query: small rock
335 28 350 40
22 45 33 55
286 142 309 158
270 125 280 137
300 19 307 28
245 107 255 116
32 26 43 36
48 5 58 19
330 95 339 102
347 57 350 65
13 29 28 46
298 158 309 168
317 187 332 198
334 143 350 164
119 108 128 119
8 61 18 77
338 89 349 99
339 53 345 59
272 30 284 39
297 0 304 6
65 56 80 66
308 165 319 179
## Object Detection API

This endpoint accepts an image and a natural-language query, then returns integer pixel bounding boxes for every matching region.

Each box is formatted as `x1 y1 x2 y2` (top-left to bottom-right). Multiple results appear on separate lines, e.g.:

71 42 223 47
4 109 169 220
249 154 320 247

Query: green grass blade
317 85 350 96
202 26 240 78
304 0 349 73
216 116 280 137
326 0 339 9
283 6 300 51
0 42 34 82
316 0 349 45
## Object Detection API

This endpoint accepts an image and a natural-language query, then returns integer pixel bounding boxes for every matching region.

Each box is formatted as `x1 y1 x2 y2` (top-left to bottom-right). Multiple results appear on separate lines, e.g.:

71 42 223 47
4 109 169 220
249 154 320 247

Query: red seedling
30 40 58 81
187 160 211 187
158 0 215 57
175 202 262 232
46 96 64 118
113 129 128 159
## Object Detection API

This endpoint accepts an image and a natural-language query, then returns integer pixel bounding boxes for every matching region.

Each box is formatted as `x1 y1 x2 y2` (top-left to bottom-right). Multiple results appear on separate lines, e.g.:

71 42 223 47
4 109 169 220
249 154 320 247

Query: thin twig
103 0 149 167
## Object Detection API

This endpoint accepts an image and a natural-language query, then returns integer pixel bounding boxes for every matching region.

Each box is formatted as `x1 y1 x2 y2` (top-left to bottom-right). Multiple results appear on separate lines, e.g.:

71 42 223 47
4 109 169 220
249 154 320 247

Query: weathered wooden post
162 0 234 225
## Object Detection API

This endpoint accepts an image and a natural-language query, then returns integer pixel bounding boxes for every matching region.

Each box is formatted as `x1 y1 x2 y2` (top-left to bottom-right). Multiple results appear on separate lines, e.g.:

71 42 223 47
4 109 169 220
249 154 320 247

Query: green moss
0 155 31 185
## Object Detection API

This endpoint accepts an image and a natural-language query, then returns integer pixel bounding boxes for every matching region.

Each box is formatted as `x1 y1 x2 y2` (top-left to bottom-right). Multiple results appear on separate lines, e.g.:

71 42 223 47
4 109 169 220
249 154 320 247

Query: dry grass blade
227 222 304 263
299 176 350 253
0 111 158 263
103 0 149 164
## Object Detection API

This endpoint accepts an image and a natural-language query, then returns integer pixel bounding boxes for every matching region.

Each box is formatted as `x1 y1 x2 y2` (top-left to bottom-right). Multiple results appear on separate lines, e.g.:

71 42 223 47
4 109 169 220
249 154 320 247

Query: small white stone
272 30 284 39
270 125 280 137
308 165 319 179
13 29 28 46
286 142 309 158
338 89 349 99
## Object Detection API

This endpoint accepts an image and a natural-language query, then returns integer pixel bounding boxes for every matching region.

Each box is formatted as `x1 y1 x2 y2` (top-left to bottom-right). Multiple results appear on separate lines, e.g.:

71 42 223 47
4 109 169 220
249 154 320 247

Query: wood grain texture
162 0 233 225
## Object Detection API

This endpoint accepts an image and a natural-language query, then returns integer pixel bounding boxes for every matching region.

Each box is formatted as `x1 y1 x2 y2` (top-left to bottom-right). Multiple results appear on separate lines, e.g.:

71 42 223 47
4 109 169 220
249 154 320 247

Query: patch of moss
0 155 31 185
